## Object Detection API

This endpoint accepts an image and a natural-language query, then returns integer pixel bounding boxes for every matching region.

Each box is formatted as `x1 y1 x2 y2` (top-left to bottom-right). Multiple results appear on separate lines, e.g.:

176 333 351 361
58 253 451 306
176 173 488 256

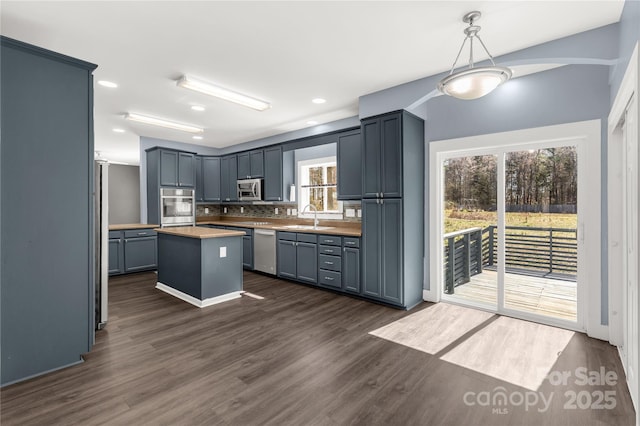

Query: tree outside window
298 157 341 216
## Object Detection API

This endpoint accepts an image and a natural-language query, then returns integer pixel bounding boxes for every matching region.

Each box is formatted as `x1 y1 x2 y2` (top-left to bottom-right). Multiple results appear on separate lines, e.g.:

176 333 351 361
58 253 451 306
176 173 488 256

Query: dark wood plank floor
1 271 635 425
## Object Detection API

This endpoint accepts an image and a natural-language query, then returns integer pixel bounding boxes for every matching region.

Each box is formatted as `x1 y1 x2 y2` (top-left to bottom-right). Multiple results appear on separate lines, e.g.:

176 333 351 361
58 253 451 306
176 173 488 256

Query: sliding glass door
440 143 579 326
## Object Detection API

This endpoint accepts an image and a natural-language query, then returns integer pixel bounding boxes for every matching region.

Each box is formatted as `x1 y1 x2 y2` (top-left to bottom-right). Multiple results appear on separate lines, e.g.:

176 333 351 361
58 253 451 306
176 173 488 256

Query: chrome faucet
301 204 319 229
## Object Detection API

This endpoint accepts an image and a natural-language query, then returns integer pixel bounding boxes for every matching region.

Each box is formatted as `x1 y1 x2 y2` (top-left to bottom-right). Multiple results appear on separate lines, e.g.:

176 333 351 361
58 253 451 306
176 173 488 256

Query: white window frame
297 156 343 220
426 120 601 338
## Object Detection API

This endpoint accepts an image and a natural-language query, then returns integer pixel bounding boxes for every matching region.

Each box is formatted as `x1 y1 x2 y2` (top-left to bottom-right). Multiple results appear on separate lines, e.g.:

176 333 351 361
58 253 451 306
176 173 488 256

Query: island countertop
155 226 245 239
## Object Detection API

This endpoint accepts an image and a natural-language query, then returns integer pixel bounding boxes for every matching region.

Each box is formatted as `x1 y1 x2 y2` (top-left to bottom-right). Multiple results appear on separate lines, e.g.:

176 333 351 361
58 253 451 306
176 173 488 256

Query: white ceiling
1 1 624 165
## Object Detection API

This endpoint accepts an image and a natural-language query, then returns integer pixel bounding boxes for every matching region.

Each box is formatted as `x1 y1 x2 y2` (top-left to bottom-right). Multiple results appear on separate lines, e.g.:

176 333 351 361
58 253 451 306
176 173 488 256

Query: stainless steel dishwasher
254 229 276 275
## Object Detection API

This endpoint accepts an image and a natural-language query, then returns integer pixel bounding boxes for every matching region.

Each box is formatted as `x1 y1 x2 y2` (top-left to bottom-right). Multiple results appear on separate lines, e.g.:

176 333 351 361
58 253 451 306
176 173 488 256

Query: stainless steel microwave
237 178 263 201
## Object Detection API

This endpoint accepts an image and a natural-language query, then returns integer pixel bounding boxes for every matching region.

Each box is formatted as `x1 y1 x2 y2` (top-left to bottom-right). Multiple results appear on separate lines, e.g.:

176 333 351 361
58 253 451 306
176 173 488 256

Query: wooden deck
451 270 577 321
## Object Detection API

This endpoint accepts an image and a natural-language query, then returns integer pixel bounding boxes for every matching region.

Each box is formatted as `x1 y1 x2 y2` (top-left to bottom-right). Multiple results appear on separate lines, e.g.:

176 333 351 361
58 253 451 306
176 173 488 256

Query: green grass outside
444 210 578 234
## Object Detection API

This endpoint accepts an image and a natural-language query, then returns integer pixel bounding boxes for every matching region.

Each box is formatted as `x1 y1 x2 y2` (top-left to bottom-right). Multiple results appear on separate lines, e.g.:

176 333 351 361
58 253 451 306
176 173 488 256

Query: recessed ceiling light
193 136 203 140
312 98 326 104
98 80 118 88
177 75 271 111
307 120 318 125
112 128 125 133
191 105 206 112
124 113 203 134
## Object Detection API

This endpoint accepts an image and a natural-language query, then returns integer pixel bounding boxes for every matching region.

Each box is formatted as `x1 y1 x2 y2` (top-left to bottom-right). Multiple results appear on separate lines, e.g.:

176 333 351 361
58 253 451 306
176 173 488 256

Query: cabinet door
242 235 253 269
277 240 297 279
202 157 221 201
361 199 381 297
337 130 362 200
362 118 381 198
227 154 238 201
178 152 195 187
237 153 251 179
220 156 230 201
108 239 123 275
296 242 317 284
264 146 283 201
343 247 360 293
380 113 402 197
250 149 264 178
124 236 157 273
195 156 203 202
160 150 178 186
381 199 403 304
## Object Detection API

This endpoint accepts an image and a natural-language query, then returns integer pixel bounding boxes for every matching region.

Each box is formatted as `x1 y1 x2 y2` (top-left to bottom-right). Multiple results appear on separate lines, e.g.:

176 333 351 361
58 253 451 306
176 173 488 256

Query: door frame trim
426 120 601 337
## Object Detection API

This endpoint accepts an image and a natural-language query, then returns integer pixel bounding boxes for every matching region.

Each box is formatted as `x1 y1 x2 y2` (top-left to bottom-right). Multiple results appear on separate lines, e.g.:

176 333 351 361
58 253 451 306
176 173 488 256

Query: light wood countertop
196 217 362 237
154 226 245 239
109 223 159 231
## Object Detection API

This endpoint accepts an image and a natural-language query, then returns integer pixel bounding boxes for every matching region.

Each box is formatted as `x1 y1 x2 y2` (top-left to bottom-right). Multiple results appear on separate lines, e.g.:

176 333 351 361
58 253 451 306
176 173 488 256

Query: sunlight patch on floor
439 316 574 391
369 303 494 355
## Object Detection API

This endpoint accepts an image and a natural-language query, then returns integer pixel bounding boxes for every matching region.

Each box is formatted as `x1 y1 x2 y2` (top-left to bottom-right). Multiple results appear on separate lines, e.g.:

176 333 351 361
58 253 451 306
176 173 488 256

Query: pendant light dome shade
438 66 512 100
438 11 511 100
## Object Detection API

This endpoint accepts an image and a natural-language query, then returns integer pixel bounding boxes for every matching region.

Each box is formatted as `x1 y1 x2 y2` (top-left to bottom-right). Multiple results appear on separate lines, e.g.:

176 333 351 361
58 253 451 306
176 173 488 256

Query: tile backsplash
196 201 361 222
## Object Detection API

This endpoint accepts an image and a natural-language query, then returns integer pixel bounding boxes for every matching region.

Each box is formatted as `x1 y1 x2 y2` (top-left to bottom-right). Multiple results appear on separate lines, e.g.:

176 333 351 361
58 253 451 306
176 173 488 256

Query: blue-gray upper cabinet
202 156 221 202
220 154 238 202
237 150 265 179
362 112 402 198
195 156 204 202
337 129 362 200
264 146 283 201
157 149 196 188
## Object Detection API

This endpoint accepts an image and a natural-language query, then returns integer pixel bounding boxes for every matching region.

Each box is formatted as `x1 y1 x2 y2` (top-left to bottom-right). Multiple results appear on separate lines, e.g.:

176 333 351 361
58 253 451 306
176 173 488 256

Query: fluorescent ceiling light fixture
437 11 512 100
312 98 326 104
124 113 203 134
191 105 206 112
192 135 203 140
177 75 271 111
307 120 318 125
112 128 125 133
98 80 118 88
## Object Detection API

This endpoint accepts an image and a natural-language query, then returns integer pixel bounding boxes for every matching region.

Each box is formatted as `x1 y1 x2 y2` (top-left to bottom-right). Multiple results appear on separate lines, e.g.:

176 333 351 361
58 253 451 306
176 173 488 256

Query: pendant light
438 11 512 100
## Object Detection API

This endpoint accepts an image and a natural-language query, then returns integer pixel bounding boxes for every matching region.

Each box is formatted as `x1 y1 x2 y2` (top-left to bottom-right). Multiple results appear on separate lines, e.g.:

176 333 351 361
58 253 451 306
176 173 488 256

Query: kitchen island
155 226 245 308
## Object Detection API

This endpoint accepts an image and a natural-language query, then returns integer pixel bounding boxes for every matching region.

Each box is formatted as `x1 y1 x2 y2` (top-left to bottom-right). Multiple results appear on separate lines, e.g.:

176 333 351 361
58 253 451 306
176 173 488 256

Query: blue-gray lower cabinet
342 245 360 294
108 237 124 275
109 229 157 276
277 232 317 284
124 236 158 273
362 198 403 305
277 239 297 279
226 226 253 270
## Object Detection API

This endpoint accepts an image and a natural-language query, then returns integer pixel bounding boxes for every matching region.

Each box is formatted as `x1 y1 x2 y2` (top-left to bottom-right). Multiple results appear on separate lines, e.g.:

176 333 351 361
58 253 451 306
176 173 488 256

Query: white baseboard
156 282 242 308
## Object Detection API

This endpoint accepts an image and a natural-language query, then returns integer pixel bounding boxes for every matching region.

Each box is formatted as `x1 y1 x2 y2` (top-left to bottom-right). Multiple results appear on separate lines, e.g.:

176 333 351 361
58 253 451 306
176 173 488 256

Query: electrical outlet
357 209 361 217
274 207 279 215
223 207 227 214
287 208 291 215
240 207 244 213
220 247 227 258
345 208 355 217
204 207 209 214
292 209 297 215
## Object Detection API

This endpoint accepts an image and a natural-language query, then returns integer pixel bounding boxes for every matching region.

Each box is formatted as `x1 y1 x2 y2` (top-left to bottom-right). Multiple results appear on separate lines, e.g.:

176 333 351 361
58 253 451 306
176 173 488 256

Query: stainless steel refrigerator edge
95 161 109 329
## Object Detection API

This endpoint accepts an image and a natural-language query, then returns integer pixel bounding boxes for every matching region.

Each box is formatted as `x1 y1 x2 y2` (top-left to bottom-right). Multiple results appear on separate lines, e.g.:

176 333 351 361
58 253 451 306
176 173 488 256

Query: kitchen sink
282 225 334 230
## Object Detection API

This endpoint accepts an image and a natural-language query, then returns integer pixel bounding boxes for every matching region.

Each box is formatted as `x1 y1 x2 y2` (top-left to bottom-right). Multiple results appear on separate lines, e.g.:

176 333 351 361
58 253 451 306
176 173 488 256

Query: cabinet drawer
319 270 341 288
296 233 317 243
343 237 360 248
319 254 341 272
319 245 342 256
109 230 123 239
278 231 297 241
318 235 341 246
124 229 157 238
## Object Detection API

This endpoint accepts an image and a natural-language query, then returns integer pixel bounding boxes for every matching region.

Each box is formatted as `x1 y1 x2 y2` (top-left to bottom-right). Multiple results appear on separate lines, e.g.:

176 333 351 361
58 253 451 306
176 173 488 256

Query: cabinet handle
381 193 384 199
324 277 334 281
325 261 334 265
325 239 334 243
